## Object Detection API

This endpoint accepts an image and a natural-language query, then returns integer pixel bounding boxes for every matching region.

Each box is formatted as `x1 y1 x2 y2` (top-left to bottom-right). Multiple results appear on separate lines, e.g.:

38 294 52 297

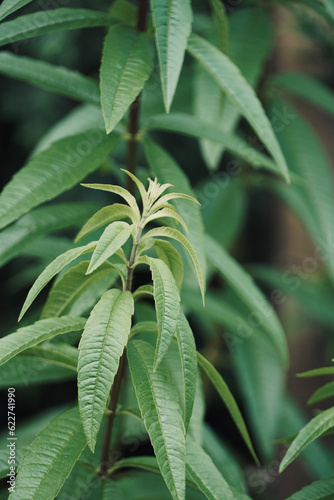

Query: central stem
99 0 148 476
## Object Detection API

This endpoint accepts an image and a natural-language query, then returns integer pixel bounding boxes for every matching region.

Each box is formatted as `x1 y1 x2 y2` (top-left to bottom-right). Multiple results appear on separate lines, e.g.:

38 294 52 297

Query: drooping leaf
187 33 289 182
78 289 134 451
0 316 85 367
186 437 236 500
0 0 33 21
279 407 334 472
154 239 184 291
0 131 119 230
308 381 334 405
19 241 97 321
10 407 86 500
150 0 192 112
285 475 334 500
100 24 154 133
0 8 111 47
144 256 180 370
206 235 289 366
133 286 155 300
197 352 259 465
41 261 117 319
127 340 186 500
0 52 100 105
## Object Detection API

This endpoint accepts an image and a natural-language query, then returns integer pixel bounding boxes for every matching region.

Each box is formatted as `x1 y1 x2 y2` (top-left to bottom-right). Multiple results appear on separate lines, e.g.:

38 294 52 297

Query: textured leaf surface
187 33 289 182
0 131 119 230
127 340 186 500
101 24 154 133
0 316 85 366
186 438 236 500
280 407 334 472
0 52 99 105
81 183 140 220
0 0 33 21
206 235 288 365
87 221 132 273
78 289 134 451
154 239 184 291
145 256 180 369
285 475 334 500
0 8 111 47
150 0 192 111
19 241 97 321
10 407 86 500
197 353 258 465
308 381 334 405
42 260 117 318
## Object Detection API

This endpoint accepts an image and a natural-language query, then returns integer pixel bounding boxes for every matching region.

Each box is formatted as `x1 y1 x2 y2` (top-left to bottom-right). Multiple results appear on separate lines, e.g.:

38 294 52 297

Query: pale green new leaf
150 0 192 112
308 381 334 405
187 34 289 182
0 52 100 105
197 352 259 465
154 239 184 291
144 256 180 369
127 340 186 500
41 260 117 319
0 0 33 21
0 131 119 230
81 183 140 221
78 289 134 451
206 235 288 365
19 241 97 321
186 437 236 500
10 407 86 500
87 221 132 274
175 312 197 431
100 24 154 133
0 316 85 367
145 207 189 233
285 475 334 500
0 8 111 47
279 407 334 472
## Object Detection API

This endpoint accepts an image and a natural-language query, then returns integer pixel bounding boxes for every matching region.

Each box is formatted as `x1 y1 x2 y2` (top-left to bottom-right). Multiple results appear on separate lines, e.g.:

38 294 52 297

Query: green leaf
144 139 206 290
206 235 289 366
0 316 85 367
41 260 117 319
109 0 137 26
279 407 334 472
154 239 184 291
285 475 334 500
81 183 140 221
0 52 99 105
150 0 192 112
130 321 158 336
0 131 120 231
197 352 259 465
143 113 280 174
127 340 186 500
0 8 111 47
19 241 97 321
187 33 289 182
207 0 229 54
100 24 154 133
144 256 180 370
0 202 99 268
186 437 236 500
78 289 134 451
145 207 189 233
87 221 132 274
0 0 33 21
308 381 334 405
175 312 197 431
109 456 160 475
10 407 86 500
133 286 155 300
298 367 334 378
23 343 79 370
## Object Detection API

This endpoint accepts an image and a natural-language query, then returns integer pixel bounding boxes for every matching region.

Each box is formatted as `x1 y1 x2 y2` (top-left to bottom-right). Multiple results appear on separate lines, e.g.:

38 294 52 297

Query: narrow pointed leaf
144 256 180 369
10 407 86 500
100 24 154 133
145 207 188 233
279 407 334 472
308 381 334 405
127 340 186 500
87 221 132 274
122 168 149 208
133 285 154 300
154 239 184 291
285 475 334 500
298 367 334 378
0 8 111 47
81 183 140 220
130 321 158 336
197 352 259 465
208 0 229 54
41 260 117 319
0 131 119 230
187 33 289 182
78 289 134 451
0 52 100 105
0 0 33 21
150 0 192 111
186 437 236 500
0 316 85 367
19 241 97 321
